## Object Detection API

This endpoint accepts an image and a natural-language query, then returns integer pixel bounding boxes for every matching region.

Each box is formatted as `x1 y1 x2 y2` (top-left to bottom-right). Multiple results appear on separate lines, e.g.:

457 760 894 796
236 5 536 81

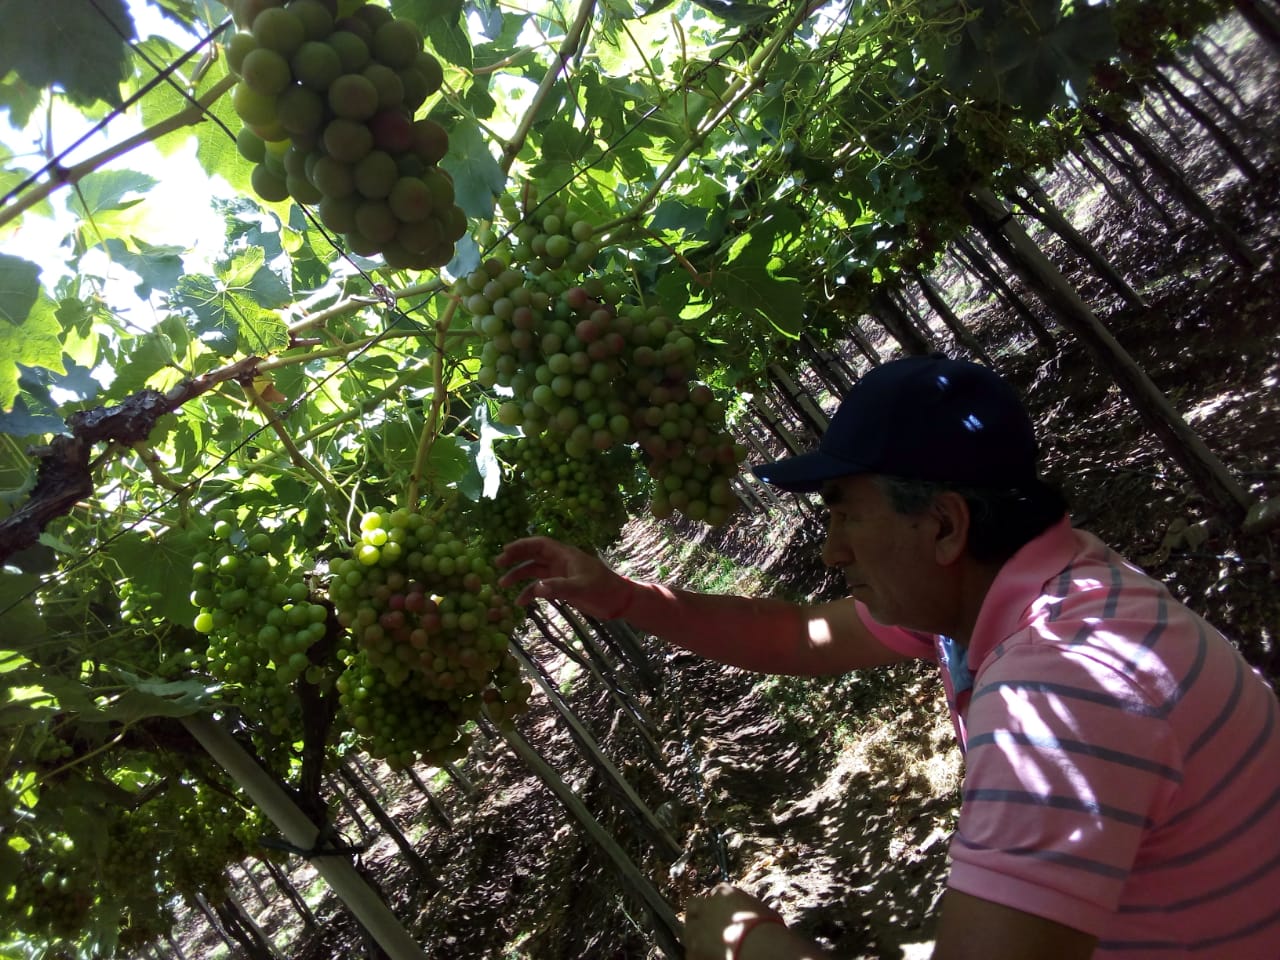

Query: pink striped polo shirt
860 517 1280 956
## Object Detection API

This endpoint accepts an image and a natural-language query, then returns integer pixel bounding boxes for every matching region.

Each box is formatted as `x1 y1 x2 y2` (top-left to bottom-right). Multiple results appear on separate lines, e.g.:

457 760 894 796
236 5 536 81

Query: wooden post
181 716 431 960
508 638 682 857
495 719 684 958
967 187 1254 524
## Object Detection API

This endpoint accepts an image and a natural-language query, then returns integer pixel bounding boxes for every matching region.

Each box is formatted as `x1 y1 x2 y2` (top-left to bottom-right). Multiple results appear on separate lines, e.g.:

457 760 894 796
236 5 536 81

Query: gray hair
873 474 1068 565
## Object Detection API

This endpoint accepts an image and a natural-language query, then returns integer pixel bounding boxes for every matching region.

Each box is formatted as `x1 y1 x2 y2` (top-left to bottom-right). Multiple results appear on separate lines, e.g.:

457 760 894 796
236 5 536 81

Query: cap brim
751 451 870 493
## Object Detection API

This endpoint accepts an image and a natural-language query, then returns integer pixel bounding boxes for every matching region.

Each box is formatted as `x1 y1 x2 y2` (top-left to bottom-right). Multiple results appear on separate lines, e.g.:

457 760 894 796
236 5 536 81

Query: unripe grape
353 150 398 199
372 19 421 69
318 193 359 232
355 199 398 243
323 117 374 162
236 126 267 163
252 7 306 57
370 110 413 152
410 118 449 164
226 32 259 74
287 174 323 204
327 30 370 71
286 0 334 39
309 154 355 198
233 83 278 126
388 176 433 221
252 164 290 202
362 62 405 110
277 84 325 136
397 216 443 253
240 47 292 95
441 205 468 242
414 51 444 95
354 3 394 30
400 66 429 111
290 40 341 89
329 72 379 120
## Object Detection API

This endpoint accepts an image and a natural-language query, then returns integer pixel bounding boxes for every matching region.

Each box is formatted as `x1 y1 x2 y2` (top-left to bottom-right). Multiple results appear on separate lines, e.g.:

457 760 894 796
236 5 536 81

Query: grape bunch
191 512 332 740
328 506 532 768
454 481 533 559
455 204 747 530
510 432 636 549
226 0 466 269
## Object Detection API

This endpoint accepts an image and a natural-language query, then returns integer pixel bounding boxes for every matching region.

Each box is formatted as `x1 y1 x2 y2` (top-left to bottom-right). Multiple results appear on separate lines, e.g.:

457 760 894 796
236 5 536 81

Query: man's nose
821 526 847 568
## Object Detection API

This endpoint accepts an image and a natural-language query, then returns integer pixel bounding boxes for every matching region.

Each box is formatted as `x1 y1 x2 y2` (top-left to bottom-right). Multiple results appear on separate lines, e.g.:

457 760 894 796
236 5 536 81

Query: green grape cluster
191 511 331 737
227 0 466 269
3 848 94 945
510 432 636 549
328 506 532 768
454 480 534 559
455 203 747 530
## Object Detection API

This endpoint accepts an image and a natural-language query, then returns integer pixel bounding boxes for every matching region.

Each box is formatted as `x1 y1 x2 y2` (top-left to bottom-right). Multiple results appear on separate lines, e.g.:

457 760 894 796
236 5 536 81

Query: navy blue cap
752 355 1039 493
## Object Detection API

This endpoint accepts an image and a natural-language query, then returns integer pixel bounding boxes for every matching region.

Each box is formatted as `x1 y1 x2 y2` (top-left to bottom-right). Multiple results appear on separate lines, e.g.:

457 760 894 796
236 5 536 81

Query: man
496 355 1280 959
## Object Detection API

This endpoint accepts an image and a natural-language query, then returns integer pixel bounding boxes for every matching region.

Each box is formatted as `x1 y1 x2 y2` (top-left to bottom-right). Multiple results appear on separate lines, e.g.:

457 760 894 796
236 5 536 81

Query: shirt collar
966 516 1078 673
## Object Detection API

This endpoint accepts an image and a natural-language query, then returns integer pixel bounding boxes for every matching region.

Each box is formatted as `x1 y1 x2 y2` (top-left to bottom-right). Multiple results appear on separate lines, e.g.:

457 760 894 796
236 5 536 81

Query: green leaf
440 123 505 220
0 397 63 438
0 0 135 109
172 250 290 356
105 530 206 624
0 254 40 327
0 572 47 648
69 170 159 221
0 72 42 130
0 290 65 412
100 673 210 723
101 238 186 298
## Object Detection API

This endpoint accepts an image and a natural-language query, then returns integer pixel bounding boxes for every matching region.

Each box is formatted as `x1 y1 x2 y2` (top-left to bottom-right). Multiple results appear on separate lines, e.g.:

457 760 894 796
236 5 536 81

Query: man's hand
683 884 831 960
495 536 633 618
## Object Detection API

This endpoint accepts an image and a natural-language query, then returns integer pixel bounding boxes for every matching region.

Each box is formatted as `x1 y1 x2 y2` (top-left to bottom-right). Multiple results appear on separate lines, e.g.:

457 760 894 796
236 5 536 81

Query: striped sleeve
947 643 1183 935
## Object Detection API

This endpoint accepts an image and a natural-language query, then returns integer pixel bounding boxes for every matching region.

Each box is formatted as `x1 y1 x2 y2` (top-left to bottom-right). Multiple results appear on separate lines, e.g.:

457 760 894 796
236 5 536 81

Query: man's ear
930 491 971 566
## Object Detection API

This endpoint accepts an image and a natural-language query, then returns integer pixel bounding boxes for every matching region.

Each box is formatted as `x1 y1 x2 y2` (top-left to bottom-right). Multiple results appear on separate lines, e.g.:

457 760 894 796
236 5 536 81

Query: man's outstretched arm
496 536 911 676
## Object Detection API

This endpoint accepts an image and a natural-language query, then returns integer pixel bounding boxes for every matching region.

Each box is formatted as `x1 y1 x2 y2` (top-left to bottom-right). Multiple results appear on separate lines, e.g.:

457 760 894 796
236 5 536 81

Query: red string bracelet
731 915 786 960
600 577 637 620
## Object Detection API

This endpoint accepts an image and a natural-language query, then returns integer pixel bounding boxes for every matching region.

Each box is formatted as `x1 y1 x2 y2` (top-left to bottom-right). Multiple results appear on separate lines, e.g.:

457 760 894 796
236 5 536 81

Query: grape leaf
69 170 159 221
0 291 65 413
0 0 135 109
0 398 64 438
0 572 47 647
106 530 206 624
101 238 187 298
99 672 210 723
0 72 41 130
440 122 505 220
0 254 40 327
172 249 290 356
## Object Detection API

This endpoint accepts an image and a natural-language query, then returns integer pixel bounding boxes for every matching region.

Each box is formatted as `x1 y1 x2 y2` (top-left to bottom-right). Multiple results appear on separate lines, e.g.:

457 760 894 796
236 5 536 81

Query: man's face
819 473 943 631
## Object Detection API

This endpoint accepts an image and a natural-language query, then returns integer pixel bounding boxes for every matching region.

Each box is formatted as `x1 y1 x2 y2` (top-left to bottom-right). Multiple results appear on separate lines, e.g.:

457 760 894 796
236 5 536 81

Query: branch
406 300 459 509
240 381 344 507
0 74 237 231
0 356 261 564
499 0 598 174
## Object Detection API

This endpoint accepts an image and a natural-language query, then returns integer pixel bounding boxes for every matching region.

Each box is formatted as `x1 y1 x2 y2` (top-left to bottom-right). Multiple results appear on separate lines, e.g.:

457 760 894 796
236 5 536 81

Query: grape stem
406 299 459 510
240 380 344 507
595 2 809 235
499 0 598 174
130 441 191 494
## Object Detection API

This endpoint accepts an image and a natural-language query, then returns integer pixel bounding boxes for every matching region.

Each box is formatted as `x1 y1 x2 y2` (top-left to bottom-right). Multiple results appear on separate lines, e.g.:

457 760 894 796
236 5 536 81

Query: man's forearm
621 583 901 676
